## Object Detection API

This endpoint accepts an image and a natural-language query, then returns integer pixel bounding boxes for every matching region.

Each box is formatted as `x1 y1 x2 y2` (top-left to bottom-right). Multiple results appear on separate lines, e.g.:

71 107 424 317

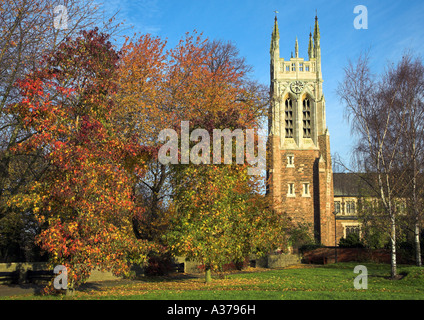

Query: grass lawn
3 262 424 300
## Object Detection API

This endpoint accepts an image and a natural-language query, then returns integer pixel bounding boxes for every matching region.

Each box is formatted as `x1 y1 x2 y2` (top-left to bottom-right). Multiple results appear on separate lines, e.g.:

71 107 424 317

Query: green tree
167 163 287 283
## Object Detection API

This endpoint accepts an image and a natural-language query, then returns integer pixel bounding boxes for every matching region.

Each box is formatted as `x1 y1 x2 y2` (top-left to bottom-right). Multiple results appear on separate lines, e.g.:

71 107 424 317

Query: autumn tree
160 34 284 283
0 0 121 262
6 29 155 292
111 34 168 246
167 160 286 283
114 34 269 247
114 31 280 282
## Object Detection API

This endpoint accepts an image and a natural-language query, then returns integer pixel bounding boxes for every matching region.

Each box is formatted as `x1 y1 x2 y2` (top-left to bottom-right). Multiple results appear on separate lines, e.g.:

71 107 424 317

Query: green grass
3 262 424 300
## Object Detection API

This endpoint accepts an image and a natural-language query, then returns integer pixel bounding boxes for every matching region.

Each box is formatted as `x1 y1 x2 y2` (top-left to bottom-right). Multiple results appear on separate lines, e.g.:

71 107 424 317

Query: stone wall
267 254 302 268
173 256 202 273
252 254 301 269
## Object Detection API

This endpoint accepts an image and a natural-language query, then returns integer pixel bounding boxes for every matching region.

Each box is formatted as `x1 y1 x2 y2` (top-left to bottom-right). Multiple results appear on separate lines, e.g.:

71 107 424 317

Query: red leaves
5 28 155 288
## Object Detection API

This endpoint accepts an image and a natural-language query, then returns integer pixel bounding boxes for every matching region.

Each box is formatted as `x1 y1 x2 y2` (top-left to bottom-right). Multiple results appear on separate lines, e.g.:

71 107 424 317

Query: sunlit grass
4 262 424 300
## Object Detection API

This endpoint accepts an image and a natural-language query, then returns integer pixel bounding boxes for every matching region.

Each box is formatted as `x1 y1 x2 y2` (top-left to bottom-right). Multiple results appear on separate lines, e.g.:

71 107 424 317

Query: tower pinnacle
313 14 322 80
295 37 299 58
314 14 320 43
308 31 314 59
270 14 280 56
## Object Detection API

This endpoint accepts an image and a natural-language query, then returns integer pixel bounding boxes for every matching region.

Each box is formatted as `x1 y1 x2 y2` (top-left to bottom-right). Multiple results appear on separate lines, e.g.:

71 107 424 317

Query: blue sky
100 0 424 168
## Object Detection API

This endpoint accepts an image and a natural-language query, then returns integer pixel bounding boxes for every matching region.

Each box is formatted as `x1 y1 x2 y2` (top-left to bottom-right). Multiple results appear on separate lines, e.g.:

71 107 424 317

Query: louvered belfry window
285 98 293 138
303 98 311 138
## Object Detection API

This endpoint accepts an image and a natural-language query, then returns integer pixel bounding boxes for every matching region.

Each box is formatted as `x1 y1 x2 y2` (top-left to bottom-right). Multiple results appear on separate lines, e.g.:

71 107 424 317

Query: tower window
303 98 312 138
302 183 310 196
287 154 294 167
305 65 310 72
285 98 293 138
291 63 296 71
299 63 303 71
286 65 290 72
287 183 295 197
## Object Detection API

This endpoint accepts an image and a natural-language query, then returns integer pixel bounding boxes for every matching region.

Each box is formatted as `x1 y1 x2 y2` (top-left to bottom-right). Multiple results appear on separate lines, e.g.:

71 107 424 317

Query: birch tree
392 54 424 267
338 53 409 278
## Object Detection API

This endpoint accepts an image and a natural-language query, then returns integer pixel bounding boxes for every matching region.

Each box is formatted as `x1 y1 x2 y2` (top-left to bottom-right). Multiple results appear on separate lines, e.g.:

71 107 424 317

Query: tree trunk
412 143 422 267
66 288 75 296
66 278 75 296
415 219 422 267
390 213 397 279
205 265 212 283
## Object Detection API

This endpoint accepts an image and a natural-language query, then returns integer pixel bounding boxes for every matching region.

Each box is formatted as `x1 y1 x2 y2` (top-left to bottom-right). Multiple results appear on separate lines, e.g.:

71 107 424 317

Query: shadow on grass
368 271 408 280
1 272 203 297
0 283 46 297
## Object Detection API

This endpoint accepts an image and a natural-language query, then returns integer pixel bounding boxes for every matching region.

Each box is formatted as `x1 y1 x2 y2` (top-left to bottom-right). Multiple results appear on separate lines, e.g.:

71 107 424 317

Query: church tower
268 14 334 246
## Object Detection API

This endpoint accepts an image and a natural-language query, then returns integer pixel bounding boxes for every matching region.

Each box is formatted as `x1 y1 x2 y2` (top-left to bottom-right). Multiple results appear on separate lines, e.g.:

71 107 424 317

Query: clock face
290 81 305 94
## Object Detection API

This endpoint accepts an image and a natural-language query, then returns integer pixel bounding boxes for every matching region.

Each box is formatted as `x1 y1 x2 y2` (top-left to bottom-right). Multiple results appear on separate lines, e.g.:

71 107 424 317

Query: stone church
267 15 337 246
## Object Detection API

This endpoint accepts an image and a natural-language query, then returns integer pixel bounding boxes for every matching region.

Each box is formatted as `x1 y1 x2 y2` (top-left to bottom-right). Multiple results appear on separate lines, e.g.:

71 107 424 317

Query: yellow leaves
76 273 267 299
6 182 44 216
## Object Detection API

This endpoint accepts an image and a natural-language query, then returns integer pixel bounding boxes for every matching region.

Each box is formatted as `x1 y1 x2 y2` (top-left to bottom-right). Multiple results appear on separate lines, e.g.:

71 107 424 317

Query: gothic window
334 201 341 214
345 225 361 237
346 200 356 214
285 98 294 138
303 98 312 138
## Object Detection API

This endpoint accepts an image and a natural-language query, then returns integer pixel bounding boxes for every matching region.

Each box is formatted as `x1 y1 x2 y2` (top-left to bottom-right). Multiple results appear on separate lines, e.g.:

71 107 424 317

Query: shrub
338 233 365 248
144 254 174 276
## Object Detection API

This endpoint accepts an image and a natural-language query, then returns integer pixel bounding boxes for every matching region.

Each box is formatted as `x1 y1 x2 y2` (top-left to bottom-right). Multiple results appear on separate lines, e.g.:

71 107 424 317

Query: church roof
333 173 377 197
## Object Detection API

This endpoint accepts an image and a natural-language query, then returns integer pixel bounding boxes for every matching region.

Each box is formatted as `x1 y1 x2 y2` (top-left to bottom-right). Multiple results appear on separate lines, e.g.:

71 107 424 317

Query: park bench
26 270 55 284
173 263 185 273
249 259 256 268
0 271 19 284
